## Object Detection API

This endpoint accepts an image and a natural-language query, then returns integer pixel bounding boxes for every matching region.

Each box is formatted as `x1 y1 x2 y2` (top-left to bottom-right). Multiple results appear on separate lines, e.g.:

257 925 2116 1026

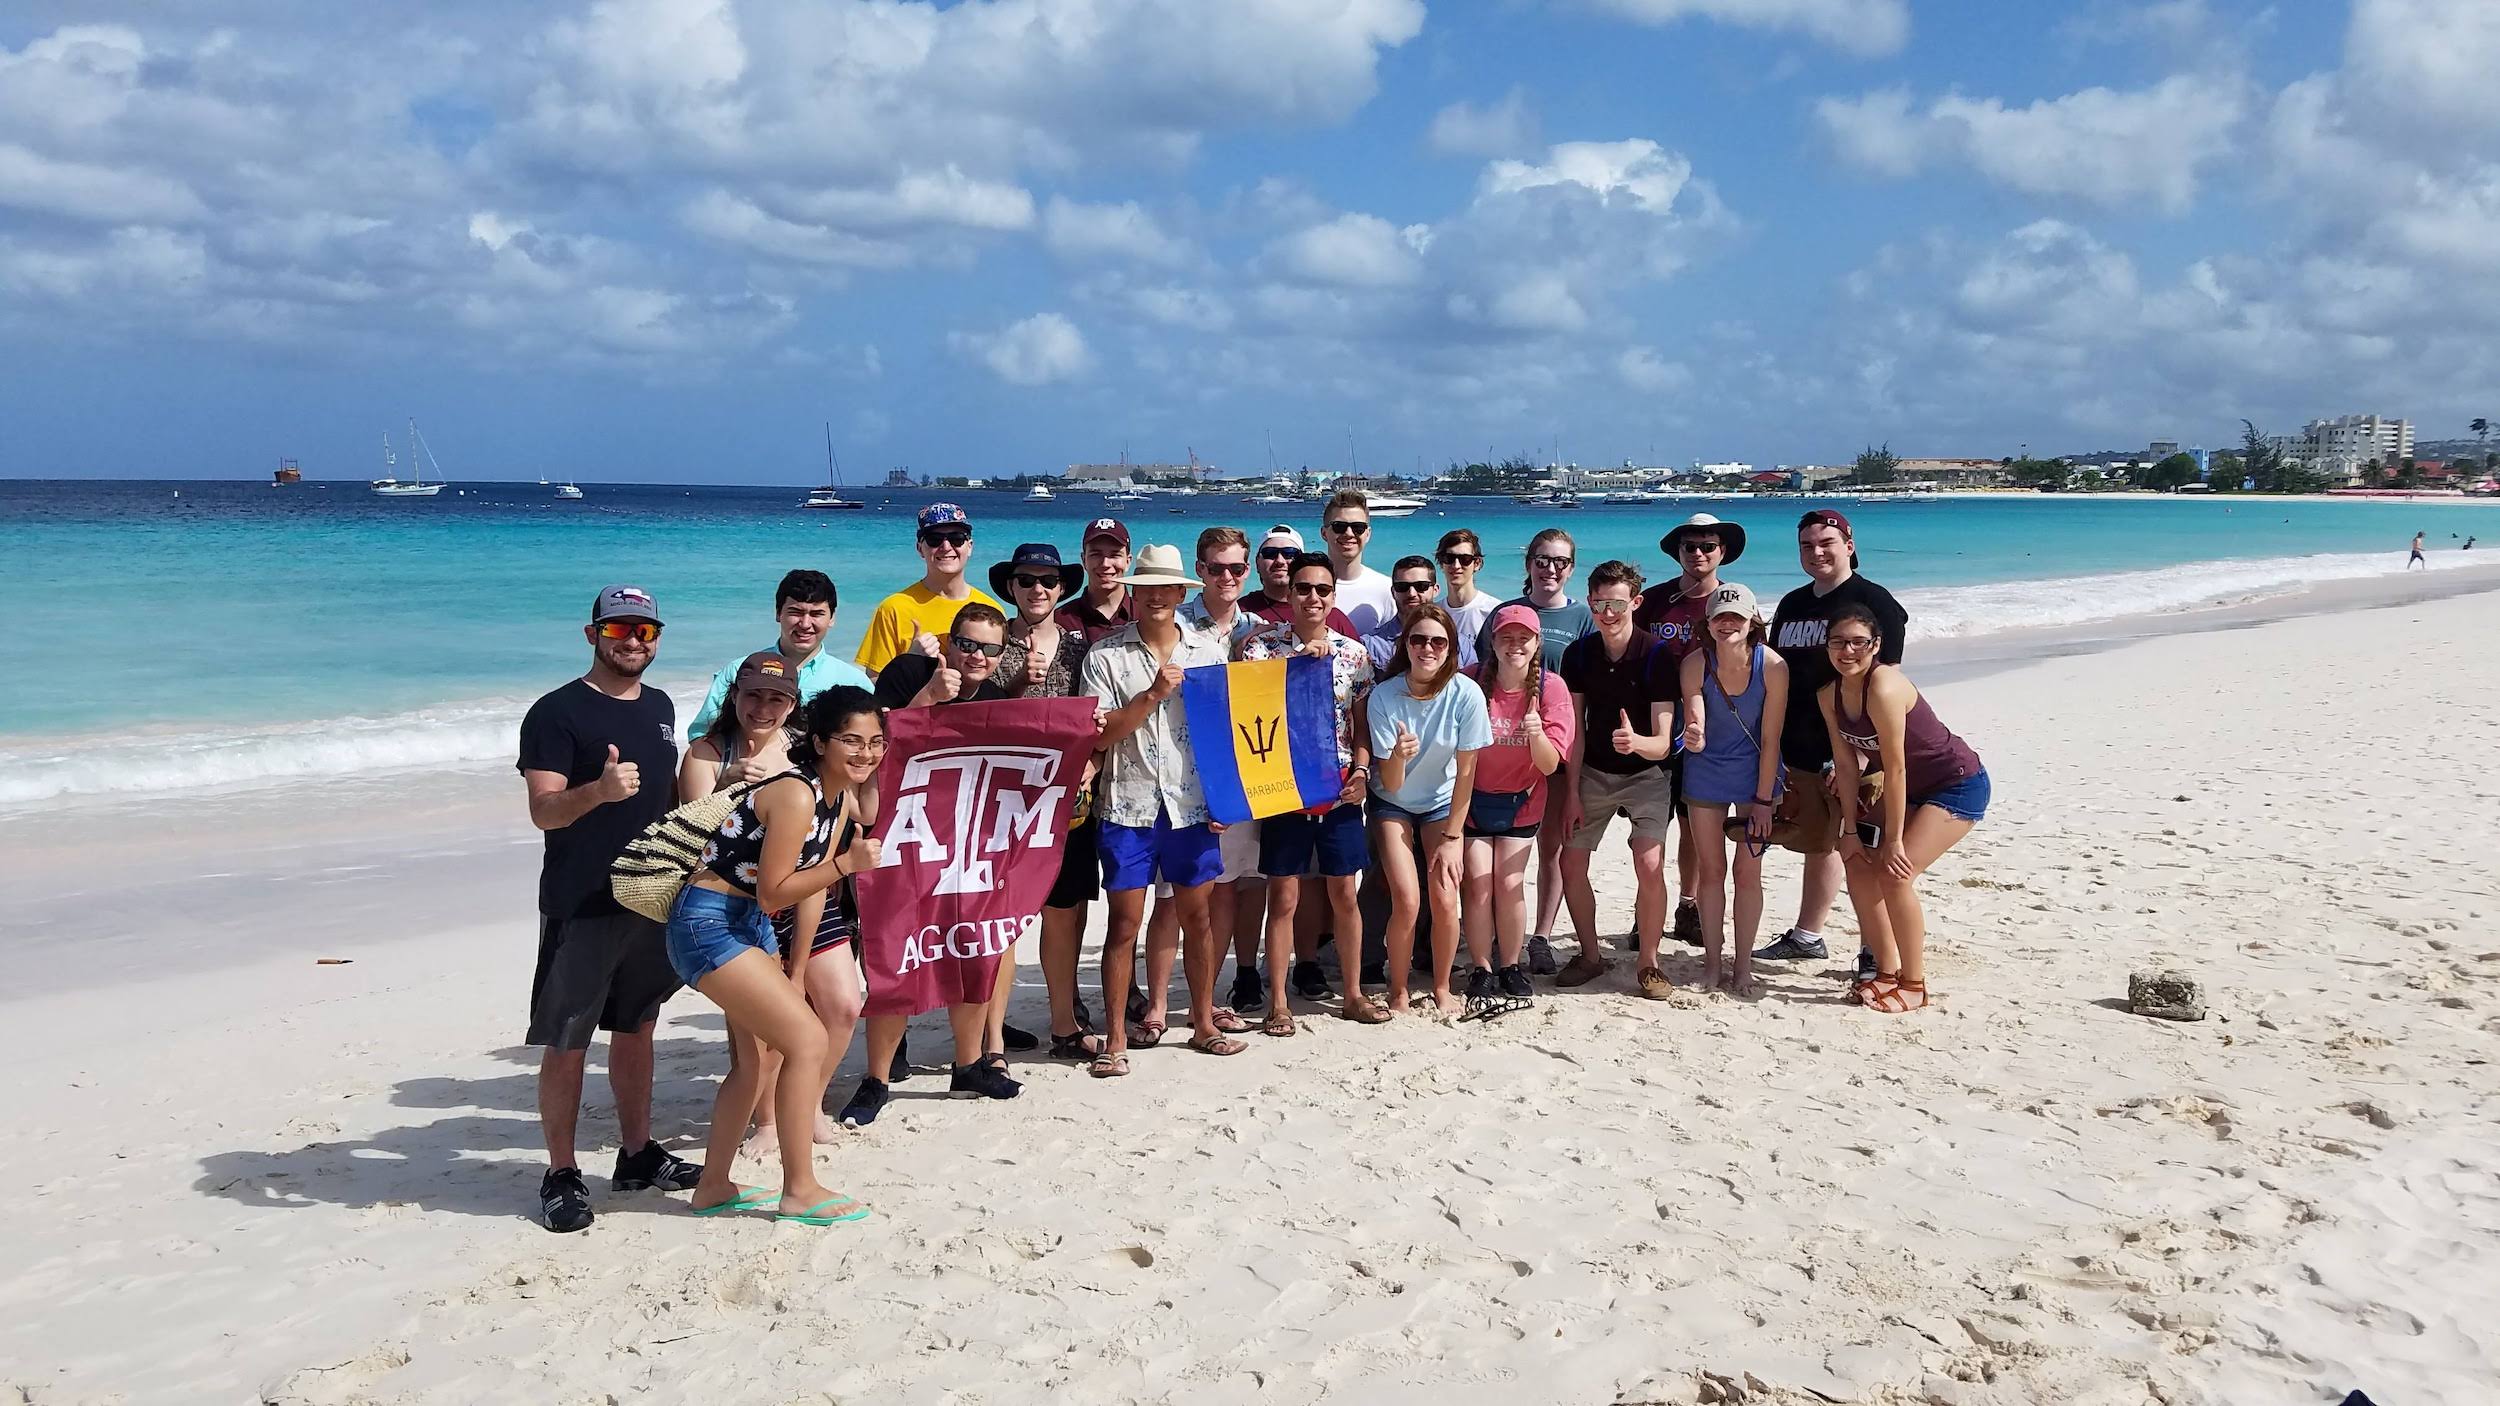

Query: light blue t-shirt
1365 672 1493 816
687 645 874 737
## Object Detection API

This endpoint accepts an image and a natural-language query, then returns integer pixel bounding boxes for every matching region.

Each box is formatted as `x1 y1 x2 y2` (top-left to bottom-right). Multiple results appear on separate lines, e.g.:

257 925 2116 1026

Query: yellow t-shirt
854 582 1003 675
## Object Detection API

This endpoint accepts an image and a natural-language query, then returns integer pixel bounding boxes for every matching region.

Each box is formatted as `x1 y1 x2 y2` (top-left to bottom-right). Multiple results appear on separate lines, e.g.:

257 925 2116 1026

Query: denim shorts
1915 767 1992 823
1260 803 1367 878
1367 792 1453 827
1100 810 1223 893
665 885 779 988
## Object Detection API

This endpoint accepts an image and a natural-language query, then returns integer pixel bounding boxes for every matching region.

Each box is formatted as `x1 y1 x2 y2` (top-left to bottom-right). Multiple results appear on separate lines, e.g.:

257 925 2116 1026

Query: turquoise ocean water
0 478 2484 807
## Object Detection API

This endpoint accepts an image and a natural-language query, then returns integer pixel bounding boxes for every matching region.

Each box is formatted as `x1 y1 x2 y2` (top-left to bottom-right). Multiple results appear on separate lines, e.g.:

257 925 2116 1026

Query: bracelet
1752 795 1775 806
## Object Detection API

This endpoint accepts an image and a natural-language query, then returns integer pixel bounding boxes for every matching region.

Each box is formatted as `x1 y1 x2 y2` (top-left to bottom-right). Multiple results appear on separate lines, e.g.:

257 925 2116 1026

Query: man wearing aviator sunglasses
1242 524 1360 640
853 502 1003 677
1360 555 1442 671
1436 527 1496 663
1318 488 1397 636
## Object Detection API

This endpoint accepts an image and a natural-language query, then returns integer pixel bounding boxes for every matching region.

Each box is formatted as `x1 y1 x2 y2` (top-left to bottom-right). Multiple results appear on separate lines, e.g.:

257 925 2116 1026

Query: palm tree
2474 417 2490 452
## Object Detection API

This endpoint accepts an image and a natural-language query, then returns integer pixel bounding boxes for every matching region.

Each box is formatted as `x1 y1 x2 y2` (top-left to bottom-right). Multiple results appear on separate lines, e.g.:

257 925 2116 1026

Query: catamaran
1022 483 1056 503
371 421 446 497
802 423 865 510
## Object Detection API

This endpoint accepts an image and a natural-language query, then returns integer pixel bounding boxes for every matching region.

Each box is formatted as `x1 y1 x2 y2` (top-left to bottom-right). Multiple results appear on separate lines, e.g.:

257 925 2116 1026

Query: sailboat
802 424 865 510
371 421 446 497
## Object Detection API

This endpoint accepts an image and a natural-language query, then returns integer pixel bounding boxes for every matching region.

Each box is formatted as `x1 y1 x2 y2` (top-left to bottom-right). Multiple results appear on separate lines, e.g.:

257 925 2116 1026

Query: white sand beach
5 583 2498 1405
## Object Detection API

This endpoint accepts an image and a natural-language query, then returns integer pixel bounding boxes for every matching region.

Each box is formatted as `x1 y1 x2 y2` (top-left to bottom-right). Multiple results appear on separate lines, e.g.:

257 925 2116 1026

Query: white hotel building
2279 415 2414 477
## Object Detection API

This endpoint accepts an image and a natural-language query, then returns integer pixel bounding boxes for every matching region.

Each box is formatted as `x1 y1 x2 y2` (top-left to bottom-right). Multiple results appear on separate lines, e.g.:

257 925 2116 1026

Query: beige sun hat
1119 543 1197 587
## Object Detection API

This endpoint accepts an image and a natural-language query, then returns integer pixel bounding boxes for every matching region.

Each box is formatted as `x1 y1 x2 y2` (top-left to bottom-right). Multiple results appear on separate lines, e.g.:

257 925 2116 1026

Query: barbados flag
1181 655 1343 825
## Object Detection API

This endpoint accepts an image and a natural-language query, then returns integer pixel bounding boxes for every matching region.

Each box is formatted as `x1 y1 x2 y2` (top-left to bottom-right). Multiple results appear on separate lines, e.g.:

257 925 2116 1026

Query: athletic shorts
1100 811 1223 892
1259 803 1367 878
1049 815 1102 909
528 909 680 1050
1216 819 1262 884
1565 766 1675 850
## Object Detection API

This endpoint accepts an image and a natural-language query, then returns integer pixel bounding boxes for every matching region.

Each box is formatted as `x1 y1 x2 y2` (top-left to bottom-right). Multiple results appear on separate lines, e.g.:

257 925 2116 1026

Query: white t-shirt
1443 590 1498 668
1333 562 1397 637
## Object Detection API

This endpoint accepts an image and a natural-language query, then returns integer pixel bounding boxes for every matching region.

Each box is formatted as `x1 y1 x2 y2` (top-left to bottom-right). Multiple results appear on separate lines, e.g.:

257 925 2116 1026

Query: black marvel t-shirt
1768 573 1908 770
517 679 678 919
872 653 1011 711
1560 629 1672 776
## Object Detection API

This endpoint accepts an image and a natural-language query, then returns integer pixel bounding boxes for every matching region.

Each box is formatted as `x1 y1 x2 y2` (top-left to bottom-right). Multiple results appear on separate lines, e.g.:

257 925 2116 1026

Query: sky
2 0 2495 483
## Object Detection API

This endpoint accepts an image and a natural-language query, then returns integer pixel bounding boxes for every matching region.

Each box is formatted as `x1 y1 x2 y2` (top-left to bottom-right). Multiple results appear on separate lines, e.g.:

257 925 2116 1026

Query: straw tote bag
610 783 753 923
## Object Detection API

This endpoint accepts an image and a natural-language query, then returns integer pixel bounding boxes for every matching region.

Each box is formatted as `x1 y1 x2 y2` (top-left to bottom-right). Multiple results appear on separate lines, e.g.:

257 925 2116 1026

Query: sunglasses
1325 520 1369 537
1679 539 1723 554
1010 572 1063 591
595 621 661 643
920 530 971 549
1290 580 1336 597
951 636 1007 658
1406 634 1451 651
1825 635 1877 653
1437 552 1481 567
1198 560 1250 578
1392 580 1435 596
1588 598 1632 616
1258 546 1300 560
1530 554 1574 569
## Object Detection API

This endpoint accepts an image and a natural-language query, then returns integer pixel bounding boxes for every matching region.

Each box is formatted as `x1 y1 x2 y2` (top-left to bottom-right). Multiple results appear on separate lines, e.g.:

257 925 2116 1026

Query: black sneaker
1525 934 1559 976
1229 967 1265 1014
1854 947 1878 984
1673 900 1703 947
1754 929 1829 962
889 1033 910 1082
1461 966 1497 1020
839 1077 890 1128
610 1142 702 1192
1001 1023 1039 1053
1360 962 1387 988
540 1167 593 1233
1498 963 1534 1002
950 1061 1022 1100
1292 959 1334 1000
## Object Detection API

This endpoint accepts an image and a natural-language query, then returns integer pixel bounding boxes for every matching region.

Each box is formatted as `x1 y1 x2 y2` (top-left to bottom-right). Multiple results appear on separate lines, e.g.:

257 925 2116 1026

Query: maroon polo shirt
1054 591 1134 645
1240 590 1359 640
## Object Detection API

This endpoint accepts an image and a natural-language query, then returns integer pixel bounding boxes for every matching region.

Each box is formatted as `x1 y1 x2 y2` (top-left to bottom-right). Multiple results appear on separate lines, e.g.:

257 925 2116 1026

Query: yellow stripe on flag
1227 657 1301 818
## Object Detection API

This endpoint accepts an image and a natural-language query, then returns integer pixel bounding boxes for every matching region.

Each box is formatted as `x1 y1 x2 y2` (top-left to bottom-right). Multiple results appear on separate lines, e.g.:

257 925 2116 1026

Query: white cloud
1584 0 1909 57
1041 197 1191 265
2342 0 2500 139
0 142 206 224
952 311 1093 385
1618 345 1692 392
1479 139 1697 214
1817 74 2247 213
785 167 1036 233
1428 89 1539 158
1266 213 1427 288
681 189 911 267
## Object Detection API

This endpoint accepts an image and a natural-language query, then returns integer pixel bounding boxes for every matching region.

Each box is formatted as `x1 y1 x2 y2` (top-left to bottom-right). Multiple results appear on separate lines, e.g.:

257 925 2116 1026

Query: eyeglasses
1198 560 1249 578
1011 573 1062 591
1406 634 1451 651
1290 581 1336 597
1588 598 1632 616
1325 520 1369 537
1678 539 1723 555
1392 580 1435 596
595 621 661 643
830 733 887 752
1437 552 1481 567
920 530 971 549
951 636 1007 658
1258 546 1300 561
1530 554 1574 570
1825 635 1877 653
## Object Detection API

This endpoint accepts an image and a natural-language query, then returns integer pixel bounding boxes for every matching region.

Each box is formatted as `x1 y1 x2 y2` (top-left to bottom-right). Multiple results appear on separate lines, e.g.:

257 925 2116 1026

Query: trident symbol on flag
1239 712 1280 763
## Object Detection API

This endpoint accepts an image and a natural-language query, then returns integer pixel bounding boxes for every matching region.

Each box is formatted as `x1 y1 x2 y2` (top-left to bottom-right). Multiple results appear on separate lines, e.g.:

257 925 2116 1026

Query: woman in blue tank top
1676 583 1788 996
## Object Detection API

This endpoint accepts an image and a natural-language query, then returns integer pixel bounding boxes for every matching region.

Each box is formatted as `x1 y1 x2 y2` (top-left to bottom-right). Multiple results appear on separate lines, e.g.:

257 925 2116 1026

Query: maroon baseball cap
1797 509 1852 537
732 650 800 700
1083 517 1131 549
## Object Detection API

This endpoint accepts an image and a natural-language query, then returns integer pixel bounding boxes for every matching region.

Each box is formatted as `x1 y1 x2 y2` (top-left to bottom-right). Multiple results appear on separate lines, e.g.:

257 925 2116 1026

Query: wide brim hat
1118 543 1196 588
988 543 1084 601
1661 512 1746 566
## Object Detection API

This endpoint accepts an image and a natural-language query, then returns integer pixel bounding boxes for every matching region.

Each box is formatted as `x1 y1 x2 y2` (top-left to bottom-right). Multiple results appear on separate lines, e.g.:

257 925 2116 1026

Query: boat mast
824 422 843 489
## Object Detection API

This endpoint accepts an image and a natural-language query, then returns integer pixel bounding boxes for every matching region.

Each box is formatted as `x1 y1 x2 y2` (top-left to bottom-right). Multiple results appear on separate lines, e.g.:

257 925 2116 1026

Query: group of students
513 492 1990 1231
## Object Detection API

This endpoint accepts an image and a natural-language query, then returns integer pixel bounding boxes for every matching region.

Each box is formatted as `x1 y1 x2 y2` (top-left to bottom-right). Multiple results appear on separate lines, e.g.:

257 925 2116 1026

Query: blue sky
1 0 2493 483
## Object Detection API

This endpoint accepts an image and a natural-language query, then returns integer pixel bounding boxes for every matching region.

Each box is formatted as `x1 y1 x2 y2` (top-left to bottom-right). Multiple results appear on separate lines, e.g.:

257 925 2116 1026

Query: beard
600 645 654 678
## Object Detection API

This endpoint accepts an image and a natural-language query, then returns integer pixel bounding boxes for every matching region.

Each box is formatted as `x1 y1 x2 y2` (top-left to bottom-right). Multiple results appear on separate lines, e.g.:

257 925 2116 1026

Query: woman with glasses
1669 585 1787 997
1817 602 1989 1014
1472 527 1595 973
670 686 886 1226
1363 604 1491 1017
990 544 1108 1063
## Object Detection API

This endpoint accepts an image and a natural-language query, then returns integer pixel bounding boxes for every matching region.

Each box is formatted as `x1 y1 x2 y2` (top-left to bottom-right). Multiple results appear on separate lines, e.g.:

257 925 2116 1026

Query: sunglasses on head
1290 580 1336 597
596 621 661 643
951 635 1007 658
1325 520 1369 537
1199 560 1249 578
1392 579 1435 595
920 530 971 548
1437 551 1480 567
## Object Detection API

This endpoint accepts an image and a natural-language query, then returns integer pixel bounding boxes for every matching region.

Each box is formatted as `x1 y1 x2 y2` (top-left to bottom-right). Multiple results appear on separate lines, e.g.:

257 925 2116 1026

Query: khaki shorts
1565 766 1675 850
1776 766 1841 855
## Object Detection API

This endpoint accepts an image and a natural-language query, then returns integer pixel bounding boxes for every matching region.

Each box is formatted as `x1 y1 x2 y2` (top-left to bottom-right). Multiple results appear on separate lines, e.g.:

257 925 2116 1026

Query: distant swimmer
2466 537 2478 551
2408 532 2427 569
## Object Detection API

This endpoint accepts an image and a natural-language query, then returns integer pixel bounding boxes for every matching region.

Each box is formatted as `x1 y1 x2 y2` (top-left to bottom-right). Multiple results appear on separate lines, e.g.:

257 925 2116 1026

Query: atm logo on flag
878 745 1069 896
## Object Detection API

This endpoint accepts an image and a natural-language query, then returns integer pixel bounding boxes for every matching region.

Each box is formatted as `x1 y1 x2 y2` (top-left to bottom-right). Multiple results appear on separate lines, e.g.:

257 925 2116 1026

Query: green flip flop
690 1185 779 1217
776 1195 872 1226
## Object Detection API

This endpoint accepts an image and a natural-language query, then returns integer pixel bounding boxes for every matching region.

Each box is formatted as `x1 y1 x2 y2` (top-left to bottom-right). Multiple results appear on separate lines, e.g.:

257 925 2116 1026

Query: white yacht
370 422 446 497
1022 483 1055 503
1367 494 1426 518
555 481 585 501
801 424 865 510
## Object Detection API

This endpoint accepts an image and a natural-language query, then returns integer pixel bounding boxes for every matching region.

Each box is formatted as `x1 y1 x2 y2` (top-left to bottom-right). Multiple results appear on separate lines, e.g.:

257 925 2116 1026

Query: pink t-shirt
1467 666 1575 825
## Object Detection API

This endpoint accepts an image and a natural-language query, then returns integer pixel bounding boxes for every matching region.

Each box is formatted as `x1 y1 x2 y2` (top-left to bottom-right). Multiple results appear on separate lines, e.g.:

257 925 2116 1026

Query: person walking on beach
1673 584 1786 996
1321 490 1398 635
2409 532 2427 569
1819 603 1989 1014
687 569 871 738
1637 513 1744 953
854 503 1002 676
837 604 1023 1126
1474 527 1595 976
671 686 884 1225
1438 528 1495 669
1243 524 1359 638
1079 545 1246 1074
1759 511 1909 977
1241 551 1381 1030
516 585 702 1233
1461 604 1571 1014
1361 555 1441 671
994 543 1108 1064
1365 604 1490 1016
1556 560 1677 996
1060 518 1137 642
1179 528 1270 1016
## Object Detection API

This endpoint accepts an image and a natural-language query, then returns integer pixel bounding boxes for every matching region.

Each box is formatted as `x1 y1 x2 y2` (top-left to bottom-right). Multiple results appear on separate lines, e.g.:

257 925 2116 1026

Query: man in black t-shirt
870 600 1014 710
1758 512 1909 967
515 585 701 1233
1554 560 1678 996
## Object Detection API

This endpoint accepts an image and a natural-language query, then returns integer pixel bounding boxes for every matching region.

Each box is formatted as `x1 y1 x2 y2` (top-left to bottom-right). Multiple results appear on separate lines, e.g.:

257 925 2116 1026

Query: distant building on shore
2279 415 2414 476
1896 457 2012 488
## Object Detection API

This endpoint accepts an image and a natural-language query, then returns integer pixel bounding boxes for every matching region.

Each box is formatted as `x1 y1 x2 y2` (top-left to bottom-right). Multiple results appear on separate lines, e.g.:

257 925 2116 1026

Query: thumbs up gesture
1610 708 1638 758
1023 644 1049 688
1393 720 1421 761
594 744 640 802
929 664 963 702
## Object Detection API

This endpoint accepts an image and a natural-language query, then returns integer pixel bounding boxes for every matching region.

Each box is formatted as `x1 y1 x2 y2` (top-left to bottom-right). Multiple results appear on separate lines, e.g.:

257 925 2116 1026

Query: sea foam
1900 546 2485 639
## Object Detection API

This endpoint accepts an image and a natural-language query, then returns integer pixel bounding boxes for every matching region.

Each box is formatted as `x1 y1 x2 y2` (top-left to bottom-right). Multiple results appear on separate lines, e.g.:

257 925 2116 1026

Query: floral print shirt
1078 621 1228 828
1239 620 1375 771
700 771 835 895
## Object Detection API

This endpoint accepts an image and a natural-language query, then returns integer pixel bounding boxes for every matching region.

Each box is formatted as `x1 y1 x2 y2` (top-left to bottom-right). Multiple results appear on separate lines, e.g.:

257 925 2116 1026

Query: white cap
1259 523 1305 553
1707 582 1759 620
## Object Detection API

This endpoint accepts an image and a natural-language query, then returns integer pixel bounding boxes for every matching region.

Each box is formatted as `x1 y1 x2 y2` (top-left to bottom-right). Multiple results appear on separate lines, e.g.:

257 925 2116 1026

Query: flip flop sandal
1131 1020 1167 1049
1050 1030 1105 1061
1187 1032 1248 1056
691 1185 779 1217
1261 1010 1297 1038
1211 1007 1252 1034
1088 1052 1132 1079
775 1195 872 1226
1337 998 1393 1025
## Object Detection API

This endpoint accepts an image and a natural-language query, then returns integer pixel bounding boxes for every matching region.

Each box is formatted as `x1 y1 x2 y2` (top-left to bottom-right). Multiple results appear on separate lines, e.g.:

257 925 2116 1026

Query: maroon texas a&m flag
853 697 1096 1017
